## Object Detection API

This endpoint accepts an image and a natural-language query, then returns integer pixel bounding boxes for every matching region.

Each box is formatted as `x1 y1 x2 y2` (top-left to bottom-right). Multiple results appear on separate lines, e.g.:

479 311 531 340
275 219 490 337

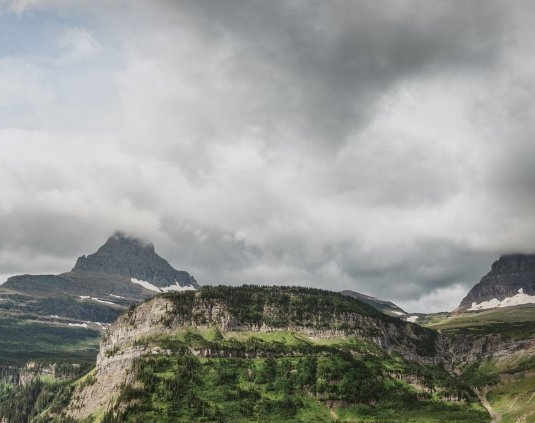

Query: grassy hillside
87 327 487 423
425 306 535 423
0 316 100 364
461 351 535 423
427 305 535 335
0 313 101 423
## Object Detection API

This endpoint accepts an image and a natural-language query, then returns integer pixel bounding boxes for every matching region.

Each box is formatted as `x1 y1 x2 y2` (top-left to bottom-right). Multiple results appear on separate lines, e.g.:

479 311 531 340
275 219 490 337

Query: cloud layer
1 1 535 312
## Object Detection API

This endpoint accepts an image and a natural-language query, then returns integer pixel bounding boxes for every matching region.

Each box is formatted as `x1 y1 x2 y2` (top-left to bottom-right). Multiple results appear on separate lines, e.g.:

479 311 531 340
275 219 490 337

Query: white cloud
0 58 56 109
1 1 535 313
57 27 101 63
397 284 469 314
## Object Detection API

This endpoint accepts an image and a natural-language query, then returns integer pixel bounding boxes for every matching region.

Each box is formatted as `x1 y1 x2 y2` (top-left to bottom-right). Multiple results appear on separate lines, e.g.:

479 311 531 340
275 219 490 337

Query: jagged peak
71 233 198 288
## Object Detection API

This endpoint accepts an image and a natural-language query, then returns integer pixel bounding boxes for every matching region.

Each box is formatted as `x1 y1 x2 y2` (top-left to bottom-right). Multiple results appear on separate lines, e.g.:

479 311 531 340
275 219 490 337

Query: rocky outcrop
67 298 173 419
0 365 20 384
0 361 83 386
18 361 83 385
458 254 535 311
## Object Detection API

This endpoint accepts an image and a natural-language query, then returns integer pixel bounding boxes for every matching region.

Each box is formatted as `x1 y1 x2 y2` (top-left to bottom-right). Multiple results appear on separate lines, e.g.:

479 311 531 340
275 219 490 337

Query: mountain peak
457 253 535 311
72 233 198 289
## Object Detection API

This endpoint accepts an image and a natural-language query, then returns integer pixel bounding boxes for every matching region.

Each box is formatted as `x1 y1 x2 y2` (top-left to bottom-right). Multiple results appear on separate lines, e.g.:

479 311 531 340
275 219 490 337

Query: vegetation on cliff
95 328 487 423
27 286 488 423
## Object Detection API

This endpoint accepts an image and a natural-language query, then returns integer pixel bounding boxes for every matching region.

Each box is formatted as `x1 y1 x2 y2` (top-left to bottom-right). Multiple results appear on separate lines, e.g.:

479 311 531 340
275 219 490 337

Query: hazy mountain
340 289 407 317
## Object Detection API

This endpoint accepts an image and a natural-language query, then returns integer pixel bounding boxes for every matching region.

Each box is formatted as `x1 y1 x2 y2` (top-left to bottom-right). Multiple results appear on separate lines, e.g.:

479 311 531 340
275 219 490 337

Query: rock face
458 254 535 311
72 232 198 289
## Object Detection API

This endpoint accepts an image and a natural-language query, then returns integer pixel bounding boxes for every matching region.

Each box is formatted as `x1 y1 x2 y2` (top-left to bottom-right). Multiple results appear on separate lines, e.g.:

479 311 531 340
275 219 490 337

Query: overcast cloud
1 0 535 312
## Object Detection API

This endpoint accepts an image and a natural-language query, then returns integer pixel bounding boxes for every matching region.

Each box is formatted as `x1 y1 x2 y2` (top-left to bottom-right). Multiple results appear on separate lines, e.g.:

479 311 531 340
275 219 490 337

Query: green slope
92 328 487 423
427 305 535 336
425 305 535 423
0 315 100 364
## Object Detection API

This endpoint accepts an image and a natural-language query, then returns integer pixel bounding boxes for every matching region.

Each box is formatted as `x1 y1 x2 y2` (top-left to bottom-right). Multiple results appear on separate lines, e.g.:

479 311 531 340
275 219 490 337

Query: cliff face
67 298 171 419
64 286 445 420
458 254 535 310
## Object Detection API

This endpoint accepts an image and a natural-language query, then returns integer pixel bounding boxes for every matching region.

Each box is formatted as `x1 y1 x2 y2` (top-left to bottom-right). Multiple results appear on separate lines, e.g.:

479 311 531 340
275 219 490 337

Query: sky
2 0 535 313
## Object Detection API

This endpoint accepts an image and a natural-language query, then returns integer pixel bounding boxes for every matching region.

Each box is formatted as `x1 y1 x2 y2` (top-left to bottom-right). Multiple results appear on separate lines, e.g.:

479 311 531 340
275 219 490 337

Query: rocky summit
0 233 198 325
72 232 198 289
457 253 535 312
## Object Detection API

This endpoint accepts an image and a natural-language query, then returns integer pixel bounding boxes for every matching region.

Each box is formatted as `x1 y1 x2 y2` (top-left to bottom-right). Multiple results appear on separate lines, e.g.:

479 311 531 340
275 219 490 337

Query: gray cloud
1 1 535 312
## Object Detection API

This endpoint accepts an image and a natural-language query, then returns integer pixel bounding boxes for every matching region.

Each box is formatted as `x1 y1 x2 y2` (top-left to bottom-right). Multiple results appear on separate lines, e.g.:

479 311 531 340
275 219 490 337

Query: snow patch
406 316 419 323
130 278 196 293
94 322 109 327
391 311 405 316
68 320 110 328
161 282 197 292
83 320 110 328
468 288 535 311
130 278 162 292
79 296 116 305
109 294 125 299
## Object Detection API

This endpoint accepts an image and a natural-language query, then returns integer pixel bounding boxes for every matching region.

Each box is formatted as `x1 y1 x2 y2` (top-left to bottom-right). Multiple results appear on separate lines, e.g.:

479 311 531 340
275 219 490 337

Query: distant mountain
340 290 407 317
0 232 198 324
457 253 535 312
72 232 197 289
